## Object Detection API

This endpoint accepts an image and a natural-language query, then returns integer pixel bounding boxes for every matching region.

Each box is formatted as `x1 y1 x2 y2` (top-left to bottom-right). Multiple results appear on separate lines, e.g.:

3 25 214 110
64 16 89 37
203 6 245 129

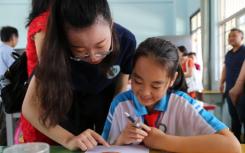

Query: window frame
190 9 201 34
218 0 245 78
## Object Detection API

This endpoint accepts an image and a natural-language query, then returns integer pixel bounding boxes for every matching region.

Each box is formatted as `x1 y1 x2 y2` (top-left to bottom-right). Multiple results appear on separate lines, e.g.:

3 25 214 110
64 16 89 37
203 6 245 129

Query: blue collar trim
132 92 170 117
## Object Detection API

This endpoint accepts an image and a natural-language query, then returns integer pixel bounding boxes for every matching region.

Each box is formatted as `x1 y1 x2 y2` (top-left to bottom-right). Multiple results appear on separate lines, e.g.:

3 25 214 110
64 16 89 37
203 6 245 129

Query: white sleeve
102 100 123 144
177 100 227 136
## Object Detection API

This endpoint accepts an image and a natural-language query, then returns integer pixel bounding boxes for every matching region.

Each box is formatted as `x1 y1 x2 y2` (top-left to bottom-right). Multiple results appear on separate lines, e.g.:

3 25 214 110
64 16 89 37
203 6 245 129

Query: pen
124 112 143 129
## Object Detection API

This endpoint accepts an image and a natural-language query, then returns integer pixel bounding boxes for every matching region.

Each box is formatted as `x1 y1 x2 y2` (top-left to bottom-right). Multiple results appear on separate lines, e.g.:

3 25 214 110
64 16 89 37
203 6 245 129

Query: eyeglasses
70 34 113 61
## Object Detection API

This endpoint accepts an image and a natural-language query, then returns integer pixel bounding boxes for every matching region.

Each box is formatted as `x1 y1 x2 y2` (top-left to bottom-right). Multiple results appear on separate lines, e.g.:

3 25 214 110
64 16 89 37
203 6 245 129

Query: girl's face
131 56 177 113
66 22 112 64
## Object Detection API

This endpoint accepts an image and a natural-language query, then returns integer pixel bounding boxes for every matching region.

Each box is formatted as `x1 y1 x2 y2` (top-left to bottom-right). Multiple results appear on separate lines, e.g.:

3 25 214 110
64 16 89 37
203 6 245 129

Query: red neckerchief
143 110 162 127
140 111 162 145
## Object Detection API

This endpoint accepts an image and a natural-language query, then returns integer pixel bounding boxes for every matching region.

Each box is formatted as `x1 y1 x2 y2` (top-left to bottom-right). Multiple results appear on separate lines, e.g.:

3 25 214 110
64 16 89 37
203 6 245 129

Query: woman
26 0 50 76
20 0 50 145
22 0 136 151
178 46 196 99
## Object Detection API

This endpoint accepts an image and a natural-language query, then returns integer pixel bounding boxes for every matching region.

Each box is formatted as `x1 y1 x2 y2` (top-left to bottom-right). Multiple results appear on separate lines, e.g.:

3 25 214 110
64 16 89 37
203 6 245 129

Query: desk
197 90 222 104
0 145 245 153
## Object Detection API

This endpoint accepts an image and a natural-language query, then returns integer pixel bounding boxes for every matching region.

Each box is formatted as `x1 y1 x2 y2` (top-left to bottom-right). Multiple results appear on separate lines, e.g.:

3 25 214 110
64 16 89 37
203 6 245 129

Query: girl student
178 46 196 99
22 0 136 151
102 37 241 153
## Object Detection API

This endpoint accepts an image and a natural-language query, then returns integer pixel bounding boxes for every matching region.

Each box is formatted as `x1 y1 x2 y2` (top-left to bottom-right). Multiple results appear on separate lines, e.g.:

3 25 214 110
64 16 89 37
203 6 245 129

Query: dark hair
178 46 188 56
36 0 120 128
133 37 187 92
26 0 50 27
188 52 196 56
0 26 18 42
230 28 244 36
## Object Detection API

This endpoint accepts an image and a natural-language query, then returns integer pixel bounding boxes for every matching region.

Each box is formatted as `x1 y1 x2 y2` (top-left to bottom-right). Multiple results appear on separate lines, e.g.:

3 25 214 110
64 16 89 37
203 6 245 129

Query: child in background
188 52 201 71
102 38 241 153
178 46 196 99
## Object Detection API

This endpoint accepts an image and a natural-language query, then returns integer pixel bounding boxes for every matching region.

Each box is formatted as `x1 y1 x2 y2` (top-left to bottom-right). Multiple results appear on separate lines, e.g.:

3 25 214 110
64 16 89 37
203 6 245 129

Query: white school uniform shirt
102 90 228 145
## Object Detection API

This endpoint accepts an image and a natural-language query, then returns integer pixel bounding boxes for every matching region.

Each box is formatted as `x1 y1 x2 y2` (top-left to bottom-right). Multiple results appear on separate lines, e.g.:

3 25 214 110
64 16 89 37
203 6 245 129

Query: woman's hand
66 129 109 151
113 122 151 145
229 82 245 106
143 127 165 150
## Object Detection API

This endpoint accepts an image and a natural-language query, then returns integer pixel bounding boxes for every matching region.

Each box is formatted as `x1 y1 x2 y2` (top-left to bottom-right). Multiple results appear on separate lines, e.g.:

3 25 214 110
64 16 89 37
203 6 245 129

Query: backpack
1 52 34 113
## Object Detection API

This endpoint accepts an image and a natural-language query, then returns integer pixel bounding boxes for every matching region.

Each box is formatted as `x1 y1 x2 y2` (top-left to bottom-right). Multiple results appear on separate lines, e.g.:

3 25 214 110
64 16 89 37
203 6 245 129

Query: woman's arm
184 66 193 78
113 72 129 98
32 30 45 60
143 128 241 153
22 76 109 151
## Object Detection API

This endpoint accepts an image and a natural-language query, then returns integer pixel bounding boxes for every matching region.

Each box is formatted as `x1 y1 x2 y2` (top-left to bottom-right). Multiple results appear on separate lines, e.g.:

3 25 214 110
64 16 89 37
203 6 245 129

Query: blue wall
0 0 200 48
109 0 200 46
187 0 201 18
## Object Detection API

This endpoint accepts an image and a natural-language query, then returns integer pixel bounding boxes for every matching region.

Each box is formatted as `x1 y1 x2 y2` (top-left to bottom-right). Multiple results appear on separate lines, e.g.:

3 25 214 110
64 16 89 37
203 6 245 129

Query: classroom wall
109 0 200 46
0 0 200 48
187 0 201 18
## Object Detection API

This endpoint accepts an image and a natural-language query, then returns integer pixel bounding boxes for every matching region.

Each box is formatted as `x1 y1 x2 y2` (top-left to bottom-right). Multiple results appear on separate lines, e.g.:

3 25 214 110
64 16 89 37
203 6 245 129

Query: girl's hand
66 129 109 151
143 127 165 150
229 82 245 106
113 122 151 145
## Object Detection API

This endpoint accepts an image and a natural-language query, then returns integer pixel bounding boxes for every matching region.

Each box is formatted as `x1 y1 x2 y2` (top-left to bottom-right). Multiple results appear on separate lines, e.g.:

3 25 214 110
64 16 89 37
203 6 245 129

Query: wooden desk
197 90 222 104
200 90 220 94
1 145 245 152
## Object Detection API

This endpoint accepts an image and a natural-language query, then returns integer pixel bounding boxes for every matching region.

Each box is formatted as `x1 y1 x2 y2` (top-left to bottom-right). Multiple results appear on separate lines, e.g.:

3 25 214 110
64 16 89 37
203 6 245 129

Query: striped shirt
102 90 227 145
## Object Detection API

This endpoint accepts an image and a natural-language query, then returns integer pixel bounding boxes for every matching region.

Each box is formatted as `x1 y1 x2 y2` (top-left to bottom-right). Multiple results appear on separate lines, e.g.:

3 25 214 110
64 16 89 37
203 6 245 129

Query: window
190 10 203 78
191 11 201 32
218 0 245 77
219 0 245 21
225 18 236 52
239 14 245 44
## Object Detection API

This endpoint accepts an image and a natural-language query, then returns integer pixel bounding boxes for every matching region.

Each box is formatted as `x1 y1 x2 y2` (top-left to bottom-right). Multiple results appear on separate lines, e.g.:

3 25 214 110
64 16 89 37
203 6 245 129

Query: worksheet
86 145 149 153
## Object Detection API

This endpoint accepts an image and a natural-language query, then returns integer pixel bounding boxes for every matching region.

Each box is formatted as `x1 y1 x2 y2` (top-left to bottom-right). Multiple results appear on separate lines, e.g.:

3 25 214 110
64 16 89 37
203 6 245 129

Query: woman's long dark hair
133 37 188 92
26 0 50 27
36 0 120 128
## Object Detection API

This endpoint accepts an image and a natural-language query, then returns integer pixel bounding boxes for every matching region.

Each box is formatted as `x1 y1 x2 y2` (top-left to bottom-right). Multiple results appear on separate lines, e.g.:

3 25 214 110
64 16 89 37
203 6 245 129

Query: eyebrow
133 73 165 84
70 38 107 48
133 73 143 80
152 81 165 84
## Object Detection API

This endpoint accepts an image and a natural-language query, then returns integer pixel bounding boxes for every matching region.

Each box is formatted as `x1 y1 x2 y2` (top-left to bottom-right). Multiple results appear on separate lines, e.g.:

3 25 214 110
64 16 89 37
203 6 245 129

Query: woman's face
66 22 112 64
131 56 177 113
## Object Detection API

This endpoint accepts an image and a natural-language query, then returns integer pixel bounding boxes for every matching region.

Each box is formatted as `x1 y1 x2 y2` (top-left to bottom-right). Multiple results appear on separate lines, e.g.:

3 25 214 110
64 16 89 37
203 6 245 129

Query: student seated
102 37 241 153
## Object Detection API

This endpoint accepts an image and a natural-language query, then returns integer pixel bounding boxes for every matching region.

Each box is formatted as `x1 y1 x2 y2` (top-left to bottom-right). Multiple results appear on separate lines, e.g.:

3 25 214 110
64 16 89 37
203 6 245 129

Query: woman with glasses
21 0 136 151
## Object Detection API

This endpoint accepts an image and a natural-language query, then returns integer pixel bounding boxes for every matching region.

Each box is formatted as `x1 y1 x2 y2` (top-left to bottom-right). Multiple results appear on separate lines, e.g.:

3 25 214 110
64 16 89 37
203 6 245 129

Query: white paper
86 145 149 153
